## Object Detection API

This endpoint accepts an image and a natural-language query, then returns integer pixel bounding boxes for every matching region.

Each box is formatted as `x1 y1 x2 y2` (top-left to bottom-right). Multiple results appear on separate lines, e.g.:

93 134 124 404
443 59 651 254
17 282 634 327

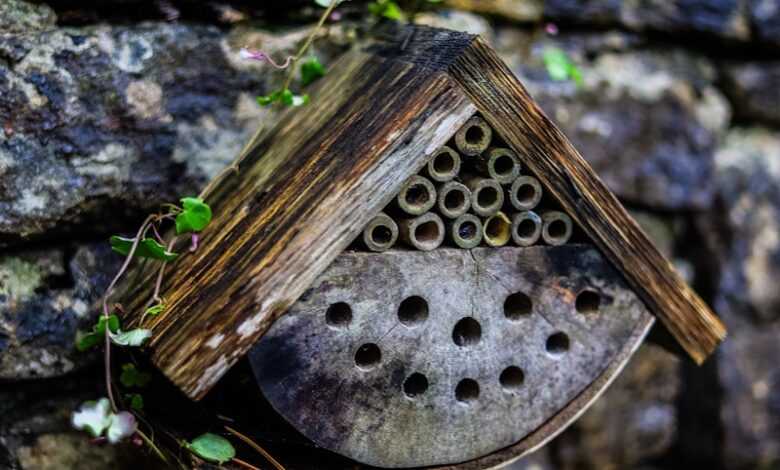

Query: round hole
546 332 570 356
465 126 484 144
326 302 352 328
504 292 532 320
452 317 481 347
459 220 478 240
477 187 499 208
499 366 525 392
415 221 440 242
433 152 455 174
398 296 428 326
516 219 537 238
355 343 381 369
485 217 508 239
548 219 567 239
403 372 429 398
405 184 430 207
371 225 393 245
455 378 480 403
516 183 536 205
493 155 515 176
576 290 601 315
444 190 466 211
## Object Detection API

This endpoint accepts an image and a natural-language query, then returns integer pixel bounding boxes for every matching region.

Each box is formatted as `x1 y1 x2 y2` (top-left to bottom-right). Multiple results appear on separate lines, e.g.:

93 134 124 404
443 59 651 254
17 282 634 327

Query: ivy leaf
110 328 152 347
128 393 144 411
542 47 584 86
187 433 236 464
369 0 405 20
145 303 165 317
72 398 112 438
75 315 121 352
110 236 178 262
300 57 325 86
258 89 309 107
175 197 212 235
120 363 152 388
106 411 137 444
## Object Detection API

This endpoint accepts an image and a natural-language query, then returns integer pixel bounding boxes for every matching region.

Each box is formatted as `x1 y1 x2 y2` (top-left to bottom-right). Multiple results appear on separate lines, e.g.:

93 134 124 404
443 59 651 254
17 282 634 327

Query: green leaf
258 89 309 108
110 236 178 262
175 197 212 235
75 315 121 352
369 0 404 20
301 57 325 86
145 303 165 317
128 393 144 411
542 47 583 86
187 433 236 464
110 328 152 347
120 363 152 388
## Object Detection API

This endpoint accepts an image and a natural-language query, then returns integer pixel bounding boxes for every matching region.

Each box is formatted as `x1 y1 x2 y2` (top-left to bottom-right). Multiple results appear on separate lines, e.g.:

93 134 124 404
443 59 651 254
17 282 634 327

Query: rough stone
544 0 750 41
721 61 780 127
492 28 731 210
0 0 57 35
751 0 780 45
0 243 119 379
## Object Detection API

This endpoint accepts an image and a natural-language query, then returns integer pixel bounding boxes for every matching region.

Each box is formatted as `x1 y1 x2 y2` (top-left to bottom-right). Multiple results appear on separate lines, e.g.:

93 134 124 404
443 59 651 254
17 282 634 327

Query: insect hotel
120 24 727 469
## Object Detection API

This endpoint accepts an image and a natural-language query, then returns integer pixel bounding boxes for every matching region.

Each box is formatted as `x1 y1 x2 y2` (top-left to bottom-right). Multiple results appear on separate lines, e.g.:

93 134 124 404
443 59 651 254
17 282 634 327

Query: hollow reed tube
455 116 492 157
541 211 573 246
437 181 471 219
396 175 437 216
511 211 542 246
476 147 520 185
483 211 512 247
446 213 483 249
508 175 543 211
425 146 461 183
398 212 445 251
463 175 504 217
362 212 398 252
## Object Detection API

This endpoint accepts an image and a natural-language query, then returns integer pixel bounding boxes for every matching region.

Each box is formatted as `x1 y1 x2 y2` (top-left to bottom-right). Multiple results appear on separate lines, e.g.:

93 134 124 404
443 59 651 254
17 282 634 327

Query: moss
0 256 43 300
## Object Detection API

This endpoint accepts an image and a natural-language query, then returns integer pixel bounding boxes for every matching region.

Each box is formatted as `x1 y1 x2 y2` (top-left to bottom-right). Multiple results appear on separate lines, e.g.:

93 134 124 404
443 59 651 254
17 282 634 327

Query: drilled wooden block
248 245 652 468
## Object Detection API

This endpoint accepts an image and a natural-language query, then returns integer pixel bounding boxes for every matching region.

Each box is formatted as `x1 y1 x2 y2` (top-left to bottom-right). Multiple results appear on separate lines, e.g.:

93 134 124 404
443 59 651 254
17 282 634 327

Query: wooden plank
119 46 476 400
446 35 726 364
249 245 654 468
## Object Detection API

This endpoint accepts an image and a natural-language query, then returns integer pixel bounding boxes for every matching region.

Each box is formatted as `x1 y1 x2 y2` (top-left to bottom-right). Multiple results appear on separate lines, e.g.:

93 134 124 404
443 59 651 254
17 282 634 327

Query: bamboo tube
454 116 492 156
508 175 542 211
446 213 483 249
463 175 504 217
396 175 436 216
398 212 445 251
425 146 461 183
511 211 542 246
437 181 471 219
362 212 398 252
541 211 573 246
476 147 520 185
483 211 512 247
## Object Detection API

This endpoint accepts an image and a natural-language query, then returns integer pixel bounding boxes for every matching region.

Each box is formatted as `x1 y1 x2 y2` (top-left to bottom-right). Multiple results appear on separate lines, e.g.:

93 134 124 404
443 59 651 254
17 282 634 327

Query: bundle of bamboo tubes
361 115 575 252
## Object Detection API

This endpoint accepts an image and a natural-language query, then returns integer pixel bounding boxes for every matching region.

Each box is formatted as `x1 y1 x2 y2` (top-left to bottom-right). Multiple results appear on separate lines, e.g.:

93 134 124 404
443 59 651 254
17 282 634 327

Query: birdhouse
119 24 726 469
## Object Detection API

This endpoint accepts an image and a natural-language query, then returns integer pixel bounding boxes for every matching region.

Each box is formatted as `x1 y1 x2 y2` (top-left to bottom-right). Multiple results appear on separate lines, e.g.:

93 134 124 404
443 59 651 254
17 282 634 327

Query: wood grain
447 35 726 364
118 42 476 400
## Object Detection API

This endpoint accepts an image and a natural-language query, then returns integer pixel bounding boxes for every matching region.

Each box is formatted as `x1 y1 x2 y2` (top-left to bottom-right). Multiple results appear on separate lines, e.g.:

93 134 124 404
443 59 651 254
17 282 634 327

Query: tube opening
398 296 429 326
459 220 478 240
415 220 440 243
444 189 466 211
493 155 515 176
405 183 431 208
499 366 525 392
477 186 499 208
403 373 429 398
504 292 532 320
455 378 480 404
452 317 481 347
371 225 393 245
465 126 484 145
355 343 382 369
548 219 567 239
433 152 456 174
515 183 537 205
516 218 537 238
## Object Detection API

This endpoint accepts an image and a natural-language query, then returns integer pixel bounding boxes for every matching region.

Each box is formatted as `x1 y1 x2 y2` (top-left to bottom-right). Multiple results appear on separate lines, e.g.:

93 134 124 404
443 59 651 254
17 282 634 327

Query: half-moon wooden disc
249 245 653 468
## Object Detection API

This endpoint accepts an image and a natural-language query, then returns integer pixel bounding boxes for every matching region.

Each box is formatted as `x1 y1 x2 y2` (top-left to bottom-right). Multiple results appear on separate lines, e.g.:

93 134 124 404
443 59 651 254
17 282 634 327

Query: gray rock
0 0 56 35
493 28 731 210
0 22 347 244
544 0 750 41
722 61 780 127
751 0 780 45
0 243 118 379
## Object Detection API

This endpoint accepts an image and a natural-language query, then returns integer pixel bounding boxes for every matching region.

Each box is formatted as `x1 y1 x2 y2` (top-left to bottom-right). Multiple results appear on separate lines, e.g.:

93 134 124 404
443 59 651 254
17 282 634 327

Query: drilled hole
452 317 481 347
326 302 352 328
415 221 440 242
499 366 525 392
516 219 537 238
548 219 567 239
403 372 429 398
504 292 532 320
477 186 499 208
371 225 392 245
516 183 537 205
493 155 515 176
398 296 428 326
546 332 570 356
455 378 480 403
459 221 478 240
355 343 381 369
576 290 601 315
405 184 430 207
465 126 484 145
433 152 455 174
444 190 466 210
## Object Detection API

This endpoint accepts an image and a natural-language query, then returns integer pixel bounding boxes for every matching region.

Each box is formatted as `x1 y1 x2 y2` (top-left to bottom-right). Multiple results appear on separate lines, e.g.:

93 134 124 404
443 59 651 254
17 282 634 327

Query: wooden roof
119 24 725 400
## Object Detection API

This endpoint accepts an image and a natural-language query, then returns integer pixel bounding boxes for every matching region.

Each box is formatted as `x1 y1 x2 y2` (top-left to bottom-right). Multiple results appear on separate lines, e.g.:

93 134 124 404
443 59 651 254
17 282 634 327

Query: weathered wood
249 245 653 468
447 35 726 363
118 41 476 399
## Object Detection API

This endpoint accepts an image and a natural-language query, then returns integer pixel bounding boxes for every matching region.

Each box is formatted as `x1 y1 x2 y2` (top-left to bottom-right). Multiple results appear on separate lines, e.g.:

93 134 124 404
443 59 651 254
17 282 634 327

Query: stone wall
1 0 779 468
